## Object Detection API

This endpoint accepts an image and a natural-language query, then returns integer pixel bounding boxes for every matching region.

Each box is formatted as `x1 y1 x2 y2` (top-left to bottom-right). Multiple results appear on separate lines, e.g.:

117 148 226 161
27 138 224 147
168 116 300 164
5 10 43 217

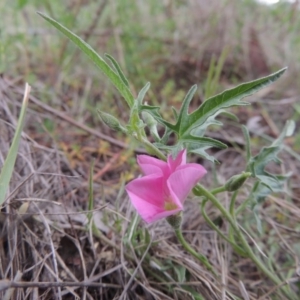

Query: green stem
235 196 251 216
235 227 295 299
201 199 246 256
196 184 237 229
229 190 238 217
210 186 227 195
140 137 166 161
228 190 241 255
196 183 293 298
174 228 217 276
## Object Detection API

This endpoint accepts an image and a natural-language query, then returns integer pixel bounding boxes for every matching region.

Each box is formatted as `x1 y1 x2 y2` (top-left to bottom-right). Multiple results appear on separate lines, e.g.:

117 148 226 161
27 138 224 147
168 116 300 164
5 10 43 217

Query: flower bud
166 212 183 230
192 185 202 196
141 111 160 141
225 172 251 192
98 111 127 133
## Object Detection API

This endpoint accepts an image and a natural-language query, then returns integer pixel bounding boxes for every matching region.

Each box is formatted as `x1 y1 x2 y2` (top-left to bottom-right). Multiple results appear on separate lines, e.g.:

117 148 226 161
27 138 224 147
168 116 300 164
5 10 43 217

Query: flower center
164 196 178 211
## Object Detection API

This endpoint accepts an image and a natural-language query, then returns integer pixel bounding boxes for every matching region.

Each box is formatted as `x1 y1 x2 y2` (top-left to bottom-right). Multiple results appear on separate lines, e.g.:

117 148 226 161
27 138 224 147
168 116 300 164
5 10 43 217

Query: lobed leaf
181 68 287 136
141 68 286 160
247 120 294 203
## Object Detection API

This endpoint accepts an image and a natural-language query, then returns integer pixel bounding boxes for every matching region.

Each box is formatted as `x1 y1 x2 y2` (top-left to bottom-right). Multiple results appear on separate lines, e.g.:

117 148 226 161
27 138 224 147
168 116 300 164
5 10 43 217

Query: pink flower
125 149 207 223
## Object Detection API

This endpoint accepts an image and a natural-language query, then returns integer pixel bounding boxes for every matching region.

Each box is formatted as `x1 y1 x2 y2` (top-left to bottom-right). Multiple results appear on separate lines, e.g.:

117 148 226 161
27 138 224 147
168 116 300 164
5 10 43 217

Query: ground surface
0 1 300 299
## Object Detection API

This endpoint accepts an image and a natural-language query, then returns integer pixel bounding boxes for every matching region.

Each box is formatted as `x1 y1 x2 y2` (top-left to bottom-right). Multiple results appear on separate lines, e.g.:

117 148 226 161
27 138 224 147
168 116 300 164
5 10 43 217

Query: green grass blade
0 83 30 206
37 12 135 108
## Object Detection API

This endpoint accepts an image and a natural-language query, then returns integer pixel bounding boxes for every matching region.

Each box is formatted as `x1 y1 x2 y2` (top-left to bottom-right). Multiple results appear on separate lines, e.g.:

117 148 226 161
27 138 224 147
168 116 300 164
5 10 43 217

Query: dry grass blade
1 1 300 298
0 281 121 292
3 270 22 300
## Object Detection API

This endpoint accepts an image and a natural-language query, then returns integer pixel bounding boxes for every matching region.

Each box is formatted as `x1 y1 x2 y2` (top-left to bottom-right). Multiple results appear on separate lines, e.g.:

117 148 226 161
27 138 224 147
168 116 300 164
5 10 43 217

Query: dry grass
1 75 299 299
0 0 300 299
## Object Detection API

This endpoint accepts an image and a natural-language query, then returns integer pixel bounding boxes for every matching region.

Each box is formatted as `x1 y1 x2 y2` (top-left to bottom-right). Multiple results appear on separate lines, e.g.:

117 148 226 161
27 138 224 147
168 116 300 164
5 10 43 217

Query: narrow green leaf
37 12 134 108
174 265 186 283
176 85 197 133
182 286 205 300
190 109 225 137
220 111 239 122
137 82 151 108
141 104 174 129
160 127 172 144
285 120 295 137
183 136 227 149
171 107 178 120
250 146 281 178
190 147 220 163
141 111 160 142
123 213 140 245
104 53 130 88
271 119 295 147
242 125 251 162
0 84 30 206
187 137 227 162
140 86 197 133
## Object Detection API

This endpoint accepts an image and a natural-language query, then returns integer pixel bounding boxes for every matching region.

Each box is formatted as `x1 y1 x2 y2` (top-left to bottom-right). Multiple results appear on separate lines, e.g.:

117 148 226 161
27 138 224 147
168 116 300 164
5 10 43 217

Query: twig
82 0 108 41
33 203 62 299
3 271 22 300
9 80 146 153
0 280 121 291
119 235 153 299
28 91 128 148
93 151 121 180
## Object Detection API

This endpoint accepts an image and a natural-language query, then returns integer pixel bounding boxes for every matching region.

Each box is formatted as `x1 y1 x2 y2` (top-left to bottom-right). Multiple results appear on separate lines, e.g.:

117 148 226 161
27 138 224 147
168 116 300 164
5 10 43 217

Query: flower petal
167 149 186 172
137 155 168 176
126 149 207 224
126 174 164 207
168 163 207 204
125 174 182 223
143 207 182 223
132 199 182 224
